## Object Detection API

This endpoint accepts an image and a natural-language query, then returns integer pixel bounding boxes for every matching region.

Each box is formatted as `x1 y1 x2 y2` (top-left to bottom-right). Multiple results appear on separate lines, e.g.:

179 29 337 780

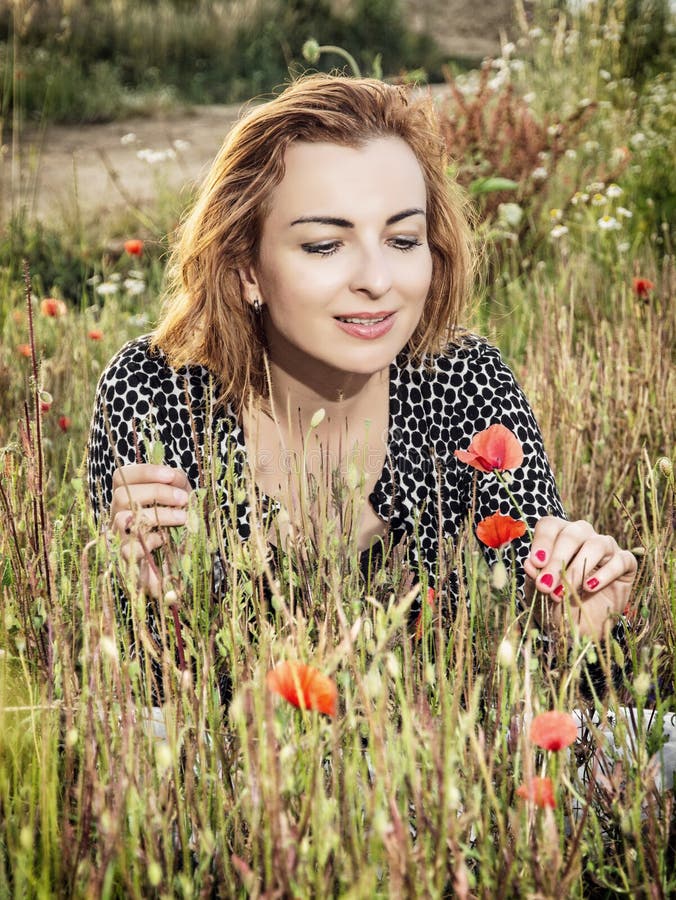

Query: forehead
263 137 427 224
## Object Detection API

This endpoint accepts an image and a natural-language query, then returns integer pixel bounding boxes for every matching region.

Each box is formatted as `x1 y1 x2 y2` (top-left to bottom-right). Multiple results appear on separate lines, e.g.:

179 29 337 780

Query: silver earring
253 298 262 315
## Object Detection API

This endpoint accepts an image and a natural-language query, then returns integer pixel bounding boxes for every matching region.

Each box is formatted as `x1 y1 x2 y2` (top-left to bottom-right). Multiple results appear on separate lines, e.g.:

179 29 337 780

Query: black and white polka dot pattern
87 334 565 595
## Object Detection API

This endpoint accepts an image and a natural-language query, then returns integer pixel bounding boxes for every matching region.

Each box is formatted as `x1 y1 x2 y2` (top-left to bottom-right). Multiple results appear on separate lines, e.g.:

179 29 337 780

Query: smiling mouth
335 313 394 324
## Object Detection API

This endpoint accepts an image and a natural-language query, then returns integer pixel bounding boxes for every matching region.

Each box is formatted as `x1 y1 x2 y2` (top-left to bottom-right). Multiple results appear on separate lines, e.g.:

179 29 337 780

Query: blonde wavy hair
152 74 475 414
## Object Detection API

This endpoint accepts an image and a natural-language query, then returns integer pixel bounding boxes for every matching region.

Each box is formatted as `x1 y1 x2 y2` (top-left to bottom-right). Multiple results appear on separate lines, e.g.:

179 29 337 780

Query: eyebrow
289 207 425 228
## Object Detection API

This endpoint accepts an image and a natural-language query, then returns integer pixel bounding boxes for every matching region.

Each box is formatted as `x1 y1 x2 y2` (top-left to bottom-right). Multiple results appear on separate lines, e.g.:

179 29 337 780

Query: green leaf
469 177 519 196
1 558 12 588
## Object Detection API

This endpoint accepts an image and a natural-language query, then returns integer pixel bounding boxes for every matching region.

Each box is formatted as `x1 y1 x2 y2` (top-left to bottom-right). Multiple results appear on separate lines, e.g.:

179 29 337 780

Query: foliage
0 0 445 124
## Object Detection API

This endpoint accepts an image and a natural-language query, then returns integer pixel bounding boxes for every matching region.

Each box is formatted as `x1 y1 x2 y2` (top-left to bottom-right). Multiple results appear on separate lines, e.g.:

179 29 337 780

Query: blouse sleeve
86 336 204 526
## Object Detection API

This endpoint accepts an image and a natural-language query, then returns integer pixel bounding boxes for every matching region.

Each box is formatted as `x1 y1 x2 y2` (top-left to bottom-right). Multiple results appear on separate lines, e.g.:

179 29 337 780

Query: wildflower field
0 1 675 897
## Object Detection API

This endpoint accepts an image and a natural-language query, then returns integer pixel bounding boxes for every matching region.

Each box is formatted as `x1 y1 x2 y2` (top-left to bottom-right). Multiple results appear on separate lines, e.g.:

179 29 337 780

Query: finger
112 482 190 514
549 534 619 599
140 559 162 599
526 516 571 571
531 520 598 594
579 548 637 597
112 464 191 491
112 506 187 537
119 530 167 563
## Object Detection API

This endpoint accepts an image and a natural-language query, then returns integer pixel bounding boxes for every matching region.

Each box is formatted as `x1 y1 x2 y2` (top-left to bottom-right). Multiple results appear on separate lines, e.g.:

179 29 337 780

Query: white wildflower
617 241 631 252
136 147 177 165
124 278 146 295
96 282 119 296
120 132 137 145
109 272 122 282
591 192 606 206
565 148 577 159
599 68 612 81
498 202 523 227
172 139 190 151
616 206 633 219
584 141 600 153
571 191 589 205
488 68 510 90
528 27 543 38
550 225 569 239
86 274 101 285
630 131 646 147
128 269 145 280
532 166 548 181
597 215 621 231
547 123 561 137
578 97 592 108
606 183 623 198
523 91 536 104
549 208 563 221
502 41 516 57
129 313 150 327
510 59 525 73
588 180 605 193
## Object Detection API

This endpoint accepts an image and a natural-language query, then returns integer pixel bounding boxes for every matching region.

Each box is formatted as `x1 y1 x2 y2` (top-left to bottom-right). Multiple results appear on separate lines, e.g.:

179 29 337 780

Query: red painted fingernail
535 549 547 562
553 584 564 597
539 573 554 589
586 577 599 591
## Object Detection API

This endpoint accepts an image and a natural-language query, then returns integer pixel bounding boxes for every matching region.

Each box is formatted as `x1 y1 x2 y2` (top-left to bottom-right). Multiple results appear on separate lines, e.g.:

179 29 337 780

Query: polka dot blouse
87 333 565 595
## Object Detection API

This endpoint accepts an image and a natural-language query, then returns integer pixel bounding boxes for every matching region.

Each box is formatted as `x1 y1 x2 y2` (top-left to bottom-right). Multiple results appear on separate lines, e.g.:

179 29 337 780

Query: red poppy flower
529 710 577 751
17 344 32 358
632 277 654 299
40 401 51 413
266 660 337 717
40 297 67 318
454 424 524 473
516 776 556 808
124 238 144 256
476 513 527 549
88 329 104 341
58 416 72 432
414 587 436 641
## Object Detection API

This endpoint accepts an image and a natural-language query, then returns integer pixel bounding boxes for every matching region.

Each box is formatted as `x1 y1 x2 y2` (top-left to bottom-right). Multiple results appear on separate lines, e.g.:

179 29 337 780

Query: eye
301 241 342 256
389 237 423 252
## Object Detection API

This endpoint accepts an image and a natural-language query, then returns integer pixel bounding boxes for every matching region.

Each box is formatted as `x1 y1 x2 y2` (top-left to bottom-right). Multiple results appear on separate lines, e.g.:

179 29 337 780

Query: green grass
0 0 446 125
0 2 675 896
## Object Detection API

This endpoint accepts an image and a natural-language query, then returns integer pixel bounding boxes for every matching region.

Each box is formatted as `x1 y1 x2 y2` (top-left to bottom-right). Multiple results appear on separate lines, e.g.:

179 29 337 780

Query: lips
334 311 394 322
334 311 396 340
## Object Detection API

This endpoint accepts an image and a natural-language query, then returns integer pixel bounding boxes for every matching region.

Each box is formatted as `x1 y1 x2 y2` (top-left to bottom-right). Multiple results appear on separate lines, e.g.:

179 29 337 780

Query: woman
88 74 636 641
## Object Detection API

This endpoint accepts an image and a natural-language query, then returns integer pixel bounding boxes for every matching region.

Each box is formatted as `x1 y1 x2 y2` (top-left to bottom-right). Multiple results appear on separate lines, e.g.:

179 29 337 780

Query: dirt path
2 103 247 225
3 85 459 227
1 0 517 226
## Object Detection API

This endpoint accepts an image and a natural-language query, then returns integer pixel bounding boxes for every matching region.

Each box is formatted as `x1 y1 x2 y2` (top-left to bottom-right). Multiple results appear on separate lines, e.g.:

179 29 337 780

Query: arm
455 341 636 640
87 338 192 597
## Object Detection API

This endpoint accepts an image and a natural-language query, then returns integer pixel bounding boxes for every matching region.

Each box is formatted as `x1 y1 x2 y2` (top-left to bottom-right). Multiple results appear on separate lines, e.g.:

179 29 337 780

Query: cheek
402 252 433 301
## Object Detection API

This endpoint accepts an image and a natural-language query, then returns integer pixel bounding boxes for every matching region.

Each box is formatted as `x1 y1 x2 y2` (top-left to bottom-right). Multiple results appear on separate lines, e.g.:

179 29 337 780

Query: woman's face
243 137 433 387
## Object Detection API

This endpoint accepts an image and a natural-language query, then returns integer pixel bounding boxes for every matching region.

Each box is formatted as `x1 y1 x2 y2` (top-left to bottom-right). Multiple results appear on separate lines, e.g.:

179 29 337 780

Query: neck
265 345 389 438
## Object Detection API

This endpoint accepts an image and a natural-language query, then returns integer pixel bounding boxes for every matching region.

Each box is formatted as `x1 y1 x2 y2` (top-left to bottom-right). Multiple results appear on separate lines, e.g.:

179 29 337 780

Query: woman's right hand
109 464 192 597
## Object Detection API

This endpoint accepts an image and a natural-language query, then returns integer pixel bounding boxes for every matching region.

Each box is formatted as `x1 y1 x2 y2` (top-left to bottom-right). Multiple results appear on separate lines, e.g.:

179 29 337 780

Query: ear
238 265 263 307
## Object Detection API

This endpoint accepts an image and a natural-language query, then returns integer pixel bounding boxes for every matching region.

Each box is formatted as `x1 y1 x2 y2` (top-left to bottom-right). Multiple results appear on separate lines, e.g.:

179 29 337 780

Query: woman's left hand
524 516 637 639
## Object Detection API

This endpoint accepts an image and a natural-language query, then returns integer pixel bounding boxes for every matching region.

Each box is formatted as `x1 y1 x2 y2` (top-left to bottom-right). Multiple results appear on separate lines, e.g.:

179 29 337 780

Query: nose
350 244 393 299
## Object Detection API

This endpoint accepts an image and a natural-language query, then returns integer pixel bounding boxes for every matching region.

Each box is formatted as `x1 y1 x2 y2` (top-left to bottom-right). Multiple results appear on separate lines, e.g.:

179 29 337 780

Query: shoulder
394 332 511 389
95 334 212 402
